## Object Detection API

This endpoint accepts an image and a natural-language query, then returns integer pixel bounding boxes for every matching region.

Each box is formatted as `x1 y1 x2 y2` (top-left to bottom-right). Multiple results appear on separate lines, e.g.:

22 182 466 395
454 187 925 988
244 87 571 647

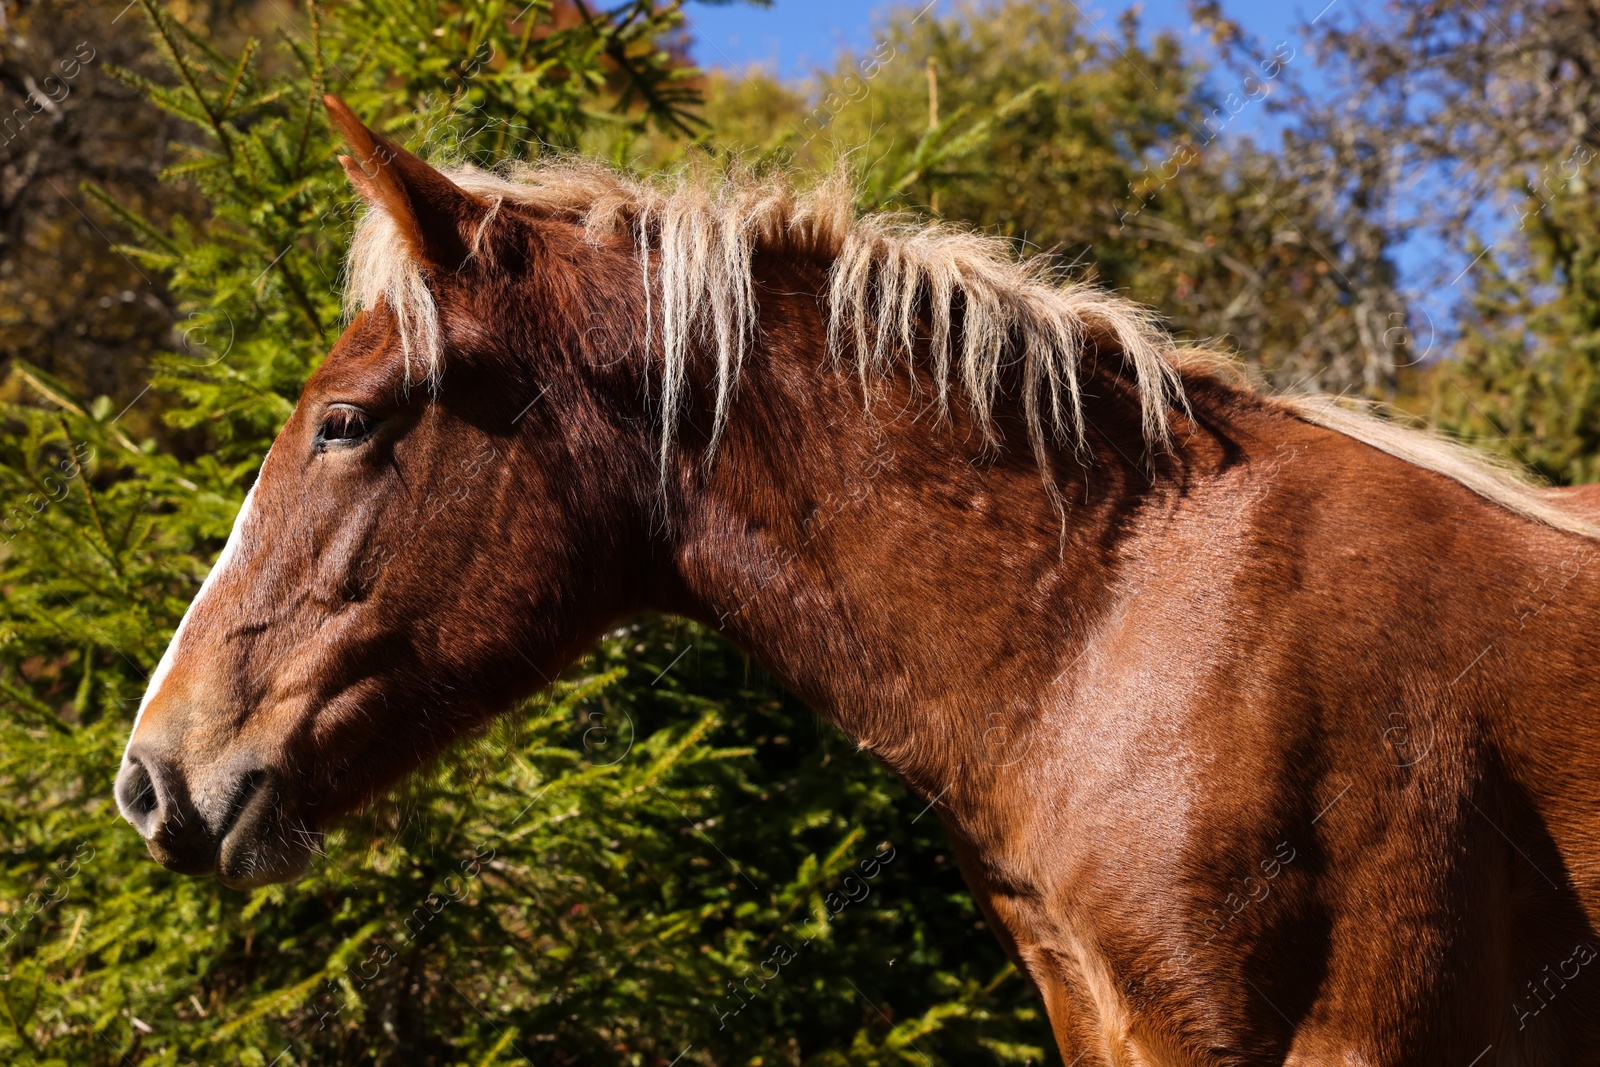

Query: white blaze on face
122 463 267 761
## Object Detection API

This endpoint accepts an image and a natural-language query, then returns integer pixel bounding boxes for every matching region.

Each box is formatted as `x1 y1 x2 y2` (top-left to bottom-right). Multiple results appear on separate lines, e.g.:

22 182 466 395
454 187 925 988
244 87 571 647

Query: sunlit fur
120 103 1600 1060
345 159 1597 538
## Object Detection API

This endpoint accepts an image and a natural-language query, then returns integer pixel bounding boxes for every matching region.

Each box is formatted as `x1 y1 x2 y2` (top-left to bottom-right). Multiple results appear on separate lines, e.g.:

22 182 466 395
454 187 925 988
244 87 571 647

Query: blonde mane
344 159 1597 539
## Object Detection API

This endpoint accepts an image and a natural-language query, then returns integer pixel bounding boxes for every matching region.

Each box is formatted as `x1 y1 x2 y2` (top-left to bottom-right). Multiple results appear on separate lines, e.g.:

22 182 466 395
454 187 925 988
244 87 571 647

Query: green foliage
0 614 1044 1065
0 2 1047 1064
1436 187 1600 485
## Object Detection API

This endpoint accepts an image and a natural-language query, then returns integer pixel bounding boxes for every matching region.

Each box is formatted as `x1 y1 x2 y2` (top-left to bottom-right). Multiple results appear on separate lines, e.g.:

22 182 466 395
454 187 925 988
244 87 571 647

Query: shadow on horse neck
115 96 1600 1063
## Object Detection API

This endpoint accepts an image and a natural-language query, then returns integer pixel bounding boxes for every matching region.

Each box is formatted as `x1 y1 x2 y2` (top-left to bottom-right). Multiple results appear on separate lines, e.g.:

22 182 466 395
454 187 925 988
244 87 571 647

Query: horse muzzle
115 748 316 888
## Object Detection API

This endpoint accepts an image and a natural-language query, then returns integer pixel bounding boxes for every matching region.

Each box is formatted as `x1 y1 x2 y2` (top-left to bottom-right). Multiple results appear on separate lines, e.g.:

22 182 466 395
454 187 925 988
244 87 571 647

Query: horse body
113 98 1600 1063
670 303 1600 1059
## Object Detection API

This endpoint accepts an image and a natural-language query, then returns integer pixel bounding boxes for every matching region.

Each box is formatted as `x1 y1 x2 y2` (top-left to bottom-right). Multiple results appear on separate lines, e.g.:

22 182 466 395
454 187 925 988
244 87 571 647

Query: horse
114 95 1600 1064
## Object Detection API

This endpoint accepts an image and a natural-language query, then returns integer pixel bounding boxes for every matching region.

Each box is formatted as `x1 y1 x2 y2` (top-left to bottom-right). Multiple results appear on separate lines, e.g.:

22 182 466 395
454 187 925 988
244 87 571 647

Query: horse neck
656 281 1193 816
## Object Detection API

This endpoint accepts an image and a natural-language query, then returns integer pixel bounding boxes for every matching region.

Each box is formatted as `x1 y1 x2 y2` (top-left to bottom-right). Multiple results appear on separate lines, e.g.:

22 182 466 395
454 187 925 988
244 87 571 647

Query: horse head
114 98 659 887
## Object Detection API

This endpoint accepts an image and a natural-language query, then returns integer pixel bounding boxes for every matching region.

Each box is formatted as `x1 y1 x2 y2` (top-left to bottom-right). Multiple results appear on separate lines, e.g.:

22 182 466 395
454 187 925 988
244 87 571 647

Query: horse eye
317 406 374 447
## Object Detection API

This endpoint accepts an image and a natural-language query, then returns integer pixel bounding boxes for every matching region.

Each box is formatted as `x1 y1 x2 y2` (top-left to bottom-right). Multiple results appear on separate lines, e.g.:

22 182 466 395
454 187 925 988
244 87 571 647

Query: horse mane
344 158 1598 539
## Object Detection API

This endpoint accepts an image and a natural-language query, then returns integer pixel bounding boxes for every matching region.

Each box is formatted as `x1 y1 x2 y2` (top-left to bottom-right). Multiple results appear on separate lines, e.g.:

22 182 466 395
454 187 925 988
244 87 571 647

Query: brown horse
116 96 1600 1064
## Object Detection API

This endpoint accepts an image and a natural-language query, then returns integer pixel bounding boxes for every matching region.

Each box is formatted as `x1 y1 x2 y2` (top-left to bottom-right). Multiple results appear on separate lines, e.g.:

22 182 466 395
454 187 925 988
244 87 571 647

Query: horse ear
323 94 488 272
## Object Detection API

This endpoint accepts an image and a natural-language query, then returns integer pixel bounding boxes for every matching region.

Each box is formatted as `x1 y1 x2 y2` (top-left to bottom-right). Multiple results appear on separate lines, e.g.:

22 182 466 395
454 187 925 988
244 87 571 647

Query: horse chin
215 772 319 889
217 835 313 889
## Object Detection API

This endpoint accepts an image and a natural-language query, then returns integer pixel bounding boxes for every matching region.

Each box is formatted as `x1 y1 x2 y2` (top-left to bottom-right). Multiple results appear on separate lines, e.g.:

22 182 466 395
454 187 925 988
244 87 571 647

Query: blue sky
682 0 1362 84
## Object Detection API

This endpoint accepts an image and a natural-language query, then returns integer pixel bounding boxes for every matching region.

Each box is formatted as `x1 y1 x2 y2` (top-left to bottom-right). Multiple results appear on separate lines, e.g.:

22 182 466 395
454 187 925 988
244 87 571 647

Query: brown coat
114 98 1600 1064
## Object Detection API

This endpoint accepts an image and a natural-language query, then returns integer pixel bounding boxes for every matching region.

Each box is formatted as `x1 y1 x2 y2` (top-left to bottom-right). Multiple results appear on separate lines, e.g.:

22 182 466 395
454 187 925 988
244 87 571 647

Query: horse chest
946 703 1298 1061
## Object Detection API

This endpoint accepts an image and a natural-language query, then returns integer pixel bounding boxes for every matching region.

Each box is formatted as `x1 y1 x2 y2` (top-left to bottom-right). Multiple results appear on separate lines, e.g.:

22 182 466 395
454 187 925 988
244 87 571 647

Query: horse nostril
115 755 163 838
115 750 219 875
